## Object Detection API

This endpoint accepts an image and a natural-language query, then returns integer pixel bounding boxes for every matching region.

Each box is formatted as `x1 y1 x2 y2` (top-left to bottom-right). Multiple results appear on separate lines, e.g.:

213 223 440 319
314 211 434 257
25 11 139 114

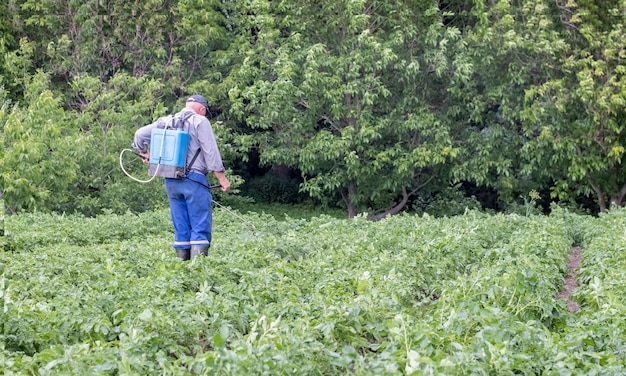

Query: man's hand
219 178 231 192
139 151 150 164
213 171 231 192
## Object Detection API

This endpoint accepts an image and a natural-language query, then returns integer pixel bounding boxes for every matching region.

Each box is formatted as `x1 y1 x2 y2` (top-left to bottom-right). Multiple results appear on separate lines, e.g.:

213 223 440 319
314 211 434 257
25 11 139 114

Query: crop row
2 207 625 374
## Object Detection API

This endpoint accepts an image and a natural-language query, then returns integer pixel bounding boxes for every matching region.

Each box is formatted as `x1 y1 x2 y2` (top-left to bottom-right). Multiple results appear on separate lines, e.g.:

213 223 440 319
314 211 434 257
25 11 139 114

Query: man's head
186 94 209 116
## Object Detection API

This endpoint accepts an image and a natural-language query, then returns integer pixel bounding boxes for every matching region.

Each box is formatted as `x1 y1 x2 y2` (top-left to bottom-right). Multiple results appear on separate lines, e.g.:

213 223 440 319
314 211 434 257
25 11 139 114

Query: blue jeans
164 171 212 249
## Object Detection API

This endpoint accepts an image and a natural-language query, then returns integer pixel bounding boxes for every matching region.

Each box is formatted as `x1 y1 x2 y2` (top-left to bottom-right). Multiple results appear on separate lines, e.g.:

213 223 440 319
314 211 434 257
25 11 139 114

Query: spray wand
212 199 256 232
193 182 257 232
130 151 149 162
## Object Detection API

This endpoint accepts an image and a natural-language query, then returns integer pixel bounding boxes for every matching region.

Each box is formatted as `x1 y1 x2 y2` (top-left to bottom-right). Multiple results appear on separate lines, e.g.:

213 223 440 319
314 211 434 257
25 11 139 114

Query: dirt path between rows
557 246 582 313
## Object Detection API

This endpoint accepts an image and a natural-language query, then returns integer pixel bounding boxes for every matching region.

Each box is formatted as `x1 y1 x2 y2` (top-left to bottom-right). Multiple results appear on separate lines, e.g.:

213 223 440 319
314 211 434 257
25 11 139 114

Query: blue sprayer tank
148 127 190 178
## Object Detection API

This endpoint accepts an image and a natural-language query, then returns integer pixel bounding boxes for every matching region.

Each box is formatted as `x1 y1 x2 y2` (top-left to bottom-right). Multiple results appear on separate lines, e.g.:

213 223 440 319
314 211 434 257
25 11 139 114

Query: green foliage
3 0 626 217
560 208 626 372
240 170 304 204
0 88 7 196
66 72 167 215
2 38 35 98
411 184 484 217
447 0 567 209
521 0 626 212
2 0 243 216
3 208 626 374
4 72 84 213
233 201 345 221
0 199 4 239
3 71 170 215
228 0 461 218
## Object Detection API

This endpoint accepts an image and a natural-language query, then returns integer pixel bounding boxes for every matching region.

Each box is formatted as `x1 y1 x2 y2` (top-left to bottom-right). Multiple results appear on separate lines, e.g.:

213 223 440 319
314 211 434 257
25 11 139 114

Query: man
132 94 231 260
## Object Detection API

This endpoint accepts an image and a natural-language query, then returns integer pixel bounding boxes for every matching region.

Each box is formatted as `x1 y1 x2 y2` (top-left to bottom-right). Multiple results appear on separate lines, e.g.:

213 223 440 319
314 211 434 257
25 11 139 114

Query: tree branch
367 174 436 221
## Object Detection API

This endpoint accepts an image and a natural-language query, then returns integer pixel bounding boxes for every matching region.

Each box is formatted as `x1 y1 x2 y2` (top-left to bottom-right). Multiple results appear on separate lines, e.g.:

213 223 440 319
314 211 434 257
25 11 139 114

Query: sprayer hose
119 128 167 183
119 149 162 183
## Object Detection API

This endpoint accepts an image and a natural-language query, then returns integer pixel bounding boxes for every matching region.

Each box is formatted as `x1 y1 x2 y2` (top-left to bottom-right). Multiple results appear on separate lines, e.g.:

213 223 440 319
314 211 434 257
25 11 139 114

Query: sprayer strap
170 110 198 176
185 148 201 175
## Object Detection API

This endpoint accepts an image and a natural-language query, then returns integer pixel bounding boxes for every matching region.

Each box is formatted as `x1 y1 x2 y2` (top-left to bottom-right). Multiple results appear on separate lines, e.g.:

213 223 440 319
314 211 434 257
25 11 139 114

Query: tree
8 0 235 108
522 0 626 212
443 0 568 210
3 0 240 215
229 0 465 219
4 71 85 213
66 72 168 215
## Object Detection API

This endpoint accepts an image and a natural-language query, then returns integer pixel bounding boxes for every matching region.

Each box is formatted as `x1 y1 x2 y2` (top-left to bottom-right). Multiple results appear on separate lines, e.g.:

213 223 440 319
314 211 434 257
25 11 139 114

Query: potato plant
2 207 626 375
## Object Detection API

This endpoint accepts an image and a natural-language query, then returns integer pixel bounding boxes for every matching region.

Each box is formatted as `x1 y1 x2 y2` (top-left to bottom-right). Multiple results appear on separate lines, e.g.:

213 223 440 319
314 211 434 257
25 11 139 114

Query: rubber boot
190 245 209 258
176 248 191 261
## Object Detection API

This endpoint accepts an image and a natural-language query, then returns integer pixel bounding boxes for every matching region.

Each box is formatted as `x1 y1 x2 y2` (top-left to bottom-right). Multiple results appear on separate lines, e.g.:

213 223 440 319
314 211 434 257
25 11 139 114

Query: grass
226 200 346 221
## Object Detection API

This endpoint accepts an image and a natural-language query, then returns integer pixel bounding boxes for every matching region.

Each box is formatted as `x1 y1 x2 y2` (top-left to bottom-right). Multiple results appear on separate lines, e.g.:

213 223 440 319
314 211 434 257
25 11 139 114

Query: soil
557 246 582 313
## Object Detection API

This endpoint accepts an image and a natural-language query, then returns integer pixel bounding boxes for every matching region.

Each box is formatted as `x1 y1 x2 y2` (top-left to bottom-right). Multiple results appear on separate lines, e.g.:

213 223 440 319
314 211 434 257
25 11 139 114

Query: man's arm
132 118 166 152
213 171 231 192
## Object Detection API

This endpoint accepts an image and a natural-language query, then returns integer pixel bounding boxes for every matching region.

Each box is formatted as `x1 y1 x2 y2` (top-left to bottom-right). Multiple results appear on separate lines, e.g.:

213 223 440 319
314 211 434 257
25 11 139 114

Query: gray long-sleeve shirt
132 108 225 174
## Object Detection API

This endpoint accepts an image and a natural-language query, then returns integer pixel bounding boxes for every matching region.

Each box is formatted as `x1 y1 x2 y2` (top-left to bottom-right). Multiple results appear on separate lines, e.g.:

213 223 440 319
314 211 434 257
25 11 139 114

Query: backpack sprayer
119 114 256 231
119 113 191 183
148 127 190 178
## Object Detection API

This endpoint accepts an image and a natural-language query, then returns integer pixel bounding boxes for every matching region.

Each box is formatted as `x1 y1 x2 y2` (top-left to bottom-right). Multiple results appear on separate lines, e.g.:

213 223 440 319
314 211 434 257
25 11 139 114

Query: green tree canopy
522 0 626 212
229 0 467 218
3 0 626 216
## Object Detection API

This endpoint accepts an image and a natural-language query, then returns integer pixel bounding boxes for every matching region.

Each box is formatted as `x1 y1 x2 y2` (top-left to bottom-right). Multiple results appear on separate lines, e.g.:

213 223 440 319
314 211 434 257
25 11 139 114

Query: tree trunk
339 184 358 218
367 188 412 221
590 182 606 212
610 183 626 208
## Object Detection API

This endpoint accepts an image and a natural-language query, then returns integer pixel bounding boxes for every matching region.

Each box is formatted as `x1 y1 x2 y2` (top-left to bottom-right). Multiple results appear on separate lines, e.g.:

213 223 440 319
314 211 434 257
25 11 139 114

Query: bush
412 184 484 217
240 171 304 204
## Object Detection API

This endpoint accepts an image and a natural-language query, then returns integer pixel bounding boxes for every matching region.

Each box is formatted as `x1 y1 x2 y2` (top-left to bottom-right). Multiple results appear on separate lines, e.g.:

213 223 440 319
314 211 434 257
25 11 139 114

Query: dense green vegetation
2 206 626 374
2 0 625 217
4 4 626 374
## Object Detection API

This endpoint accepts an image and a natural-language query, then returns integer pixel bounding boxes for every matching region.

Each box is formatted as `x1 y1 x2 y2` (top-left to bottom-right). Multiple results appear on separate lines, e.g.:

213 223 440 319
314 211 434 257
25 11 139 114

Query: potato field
2 207 626 375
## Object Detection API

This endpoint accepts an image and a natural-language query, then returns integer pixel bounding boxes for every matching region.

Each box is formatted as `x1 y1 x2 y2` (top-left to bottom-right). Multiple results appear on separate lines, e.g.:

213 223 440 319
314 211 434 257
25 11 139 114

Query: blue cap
186 94 209 111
